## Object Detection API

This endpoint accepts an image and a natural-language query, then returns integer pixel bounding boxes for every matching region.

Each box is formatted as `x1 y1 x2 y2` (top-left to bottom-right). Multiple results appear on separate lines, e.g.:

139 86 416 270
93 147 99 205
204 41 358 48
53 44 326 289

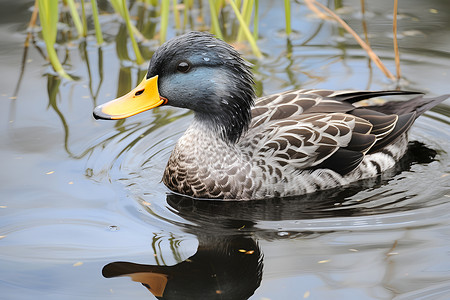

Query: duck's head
94 31 255 143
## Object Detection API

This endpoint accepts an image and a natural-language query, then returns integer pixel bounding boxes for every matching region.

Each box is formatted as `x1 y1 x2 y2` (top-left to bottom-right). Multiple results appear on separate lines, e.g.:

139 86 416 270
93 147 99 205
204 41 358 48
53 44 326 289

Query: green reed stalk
110 0 146 41
235 0 241 10
145 0 154 5
183 0 194 28
183 0 189 28
111 0 144 63
237 0 254 41
208 0 224 39
227 0 262 57
253 0 259 39
91 0 104 44
109 0 122 16
284 0 291 35
214 0 224 12
39 0 71 79
66 0 84 37
80 0 88 36
121 0 144 64
173 0 181 29
160 0 170 43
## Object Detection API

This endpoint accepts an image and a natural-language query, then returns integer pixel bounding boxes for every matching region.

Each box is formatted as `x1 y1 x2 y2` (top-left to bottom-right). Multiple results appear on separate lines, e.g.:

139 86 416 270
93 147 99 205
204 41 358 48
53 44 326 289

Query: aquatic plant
27 0 401 81
38 0 72 79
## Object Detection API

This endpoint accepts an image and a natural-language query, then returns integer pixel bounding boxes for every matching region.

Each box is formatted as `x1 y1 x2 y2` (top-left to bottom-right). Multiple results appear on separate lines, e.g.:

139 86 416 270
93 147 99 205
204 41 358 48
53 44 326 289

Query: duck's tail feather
368 112 416 153
365 94 450 118
332 90 422 104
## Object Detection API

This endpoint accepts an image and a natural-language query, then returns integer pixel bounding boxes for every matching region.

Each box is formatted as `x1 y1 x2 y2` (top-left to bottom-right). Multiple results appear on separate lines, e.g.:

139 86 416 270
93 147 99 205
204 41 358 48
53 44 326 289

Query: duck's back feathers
243 90 448 177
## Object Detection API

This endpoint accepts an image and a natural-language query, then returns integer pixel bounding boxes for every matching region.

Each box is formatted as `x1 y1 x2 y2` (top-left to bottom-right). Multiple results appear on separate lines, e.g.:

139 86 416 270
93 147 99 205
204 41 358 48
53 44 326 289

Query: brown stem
306 0 396 81
393 0 401 80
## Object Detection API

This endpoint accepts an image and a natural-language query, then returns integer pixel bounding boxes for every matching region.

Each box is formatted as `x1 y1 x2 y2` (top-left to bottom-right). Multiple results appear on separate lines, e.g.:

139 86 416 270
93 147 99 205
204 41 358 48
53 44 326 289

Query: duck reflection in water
102 217 263 299
102 140 437 299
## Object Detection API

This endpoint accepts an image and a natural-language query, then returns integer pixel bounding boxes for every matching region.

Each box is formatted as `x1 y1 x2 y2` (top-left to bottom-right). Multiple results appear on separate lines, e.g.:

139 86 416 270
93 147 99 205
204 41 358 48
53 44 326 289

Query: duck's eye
177 61 191 73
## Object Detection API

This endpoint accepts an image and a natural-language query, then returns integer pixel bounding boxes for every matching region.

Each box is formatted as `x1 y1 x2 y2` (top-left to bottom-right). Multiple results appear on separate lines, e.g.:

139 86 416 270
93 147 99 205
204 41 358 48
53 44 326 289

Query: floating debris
108 225 119 231
318 259 331 264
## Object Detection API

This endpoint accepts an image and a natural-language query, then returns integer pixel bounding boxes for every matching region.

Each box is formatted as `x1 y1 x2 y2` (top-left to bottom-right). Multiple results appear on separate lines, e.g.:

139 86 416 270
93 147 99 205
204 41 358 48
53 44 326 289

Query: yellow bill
93 75 166 120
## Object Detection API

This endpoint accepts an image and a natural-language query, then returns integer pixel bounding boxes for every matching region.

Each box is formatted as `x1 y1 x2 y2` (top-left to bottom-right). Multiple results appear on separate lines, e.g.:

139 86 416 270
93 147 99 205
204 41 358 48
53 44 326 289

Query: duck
93 31 449 200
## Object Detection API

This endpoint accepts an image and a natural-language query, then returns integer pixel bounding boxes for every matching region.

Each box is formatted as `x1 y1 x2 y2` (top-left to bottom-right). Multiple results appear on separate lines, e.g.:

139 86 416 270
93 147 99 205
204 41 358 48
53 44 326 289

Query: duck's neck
183 118 235 147
194 104 251 144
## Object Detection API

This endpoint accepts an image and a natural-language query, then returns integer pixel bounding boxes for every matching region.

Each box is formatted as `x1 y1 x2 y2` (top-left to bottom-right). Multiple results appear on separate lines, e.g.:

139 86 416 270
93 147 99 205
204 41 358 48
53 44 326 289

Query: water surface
1 0 450 299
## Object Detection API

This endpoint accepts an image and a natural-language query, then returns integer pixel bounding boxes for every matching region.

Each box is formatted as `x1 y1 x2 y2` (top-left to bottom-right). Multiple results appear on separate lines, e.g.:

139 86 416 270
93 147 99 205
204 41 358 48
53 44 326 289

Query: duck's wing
250 89 421 124
243 89 423 175
242 111 376 175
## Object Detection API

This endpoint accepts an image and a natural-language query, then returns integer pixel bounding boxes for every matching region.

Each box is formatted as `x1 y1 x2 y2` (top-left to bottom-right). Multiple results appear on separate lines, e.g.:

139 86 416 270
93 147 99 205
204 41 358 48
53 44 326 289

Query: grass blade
80 0 88 37
284 0 291 35
237 0 254 41
91 0 104 44
109 0 123 15
226 0 262 58
173 0 181 29
208 0 224 39
160 0 170 44
111 0 147 41
253 0 259 39
120 0 145 64
66 0 84 37
38 0 72 79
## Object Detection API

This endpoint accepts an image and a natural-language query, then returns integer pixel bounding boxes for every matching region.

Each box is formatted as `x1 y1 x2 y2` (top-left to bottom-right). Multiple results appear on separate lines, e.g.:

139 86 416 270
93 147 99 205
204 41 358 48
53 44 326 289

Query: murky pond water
1 0 450 299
